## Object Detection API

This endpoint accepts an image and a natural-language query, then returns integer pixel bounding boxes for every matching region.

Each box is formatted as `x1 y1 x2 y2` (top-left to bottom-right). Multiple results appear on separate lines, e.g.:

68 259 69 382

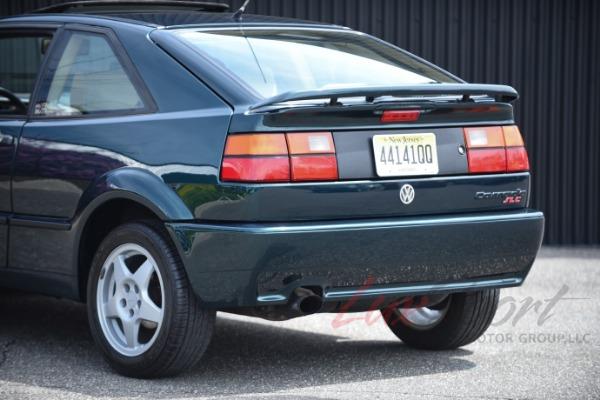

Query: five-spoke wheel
395 299 450 331
96 243 164 357
382 290 500 350
87 222 215 378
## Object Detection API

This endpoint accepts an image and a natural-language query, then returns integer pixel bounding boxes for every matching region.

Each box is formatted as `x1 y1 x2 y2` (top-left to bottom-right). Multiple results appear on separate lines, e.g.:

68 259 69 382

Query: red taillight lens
291 155 338 181
381 110 421 123
221 132 338 183
464 125 529 174
506 147 530 172
467 148 507 173
221 157 290 182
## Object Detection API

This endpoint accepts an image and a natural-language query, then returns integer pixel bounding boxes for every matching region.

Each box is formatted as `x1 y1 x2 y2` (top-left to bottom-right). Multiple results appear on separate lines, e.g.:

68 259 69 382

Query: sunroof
33 1 230 14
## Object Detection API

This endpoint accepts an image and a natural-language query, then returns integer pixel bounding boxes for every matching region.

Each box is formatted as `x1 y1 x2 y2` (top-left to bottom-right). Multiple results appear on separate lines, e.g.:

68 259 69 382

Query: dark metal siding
1 0 599 245
0 37 45 93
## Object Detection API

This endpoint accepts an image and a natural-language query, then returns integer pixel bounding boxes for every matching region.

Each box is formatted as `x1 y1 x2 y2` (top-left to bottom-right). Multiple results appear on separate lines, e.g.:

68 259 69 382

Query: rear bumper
167 210 544 308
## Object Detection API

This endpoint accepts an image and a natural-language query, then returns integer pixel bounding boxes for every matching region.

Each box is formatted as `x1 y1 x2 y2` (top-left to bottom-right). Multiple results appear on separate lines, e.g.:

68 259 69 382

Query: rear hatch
153 26 531 222
215 93 530 221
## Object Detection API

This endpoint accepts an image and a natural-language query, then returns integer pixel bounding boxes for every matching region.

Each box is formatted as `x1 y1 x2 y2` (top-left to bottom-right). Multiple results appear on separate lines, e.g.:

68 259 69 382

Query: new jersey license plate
373 133 439 177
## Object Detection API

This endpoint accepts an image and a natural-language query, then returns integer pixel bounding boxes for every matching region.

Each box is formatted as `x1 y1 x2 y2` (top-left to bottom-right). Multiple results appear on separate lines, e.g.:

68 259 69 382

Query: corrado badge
475 189 527 205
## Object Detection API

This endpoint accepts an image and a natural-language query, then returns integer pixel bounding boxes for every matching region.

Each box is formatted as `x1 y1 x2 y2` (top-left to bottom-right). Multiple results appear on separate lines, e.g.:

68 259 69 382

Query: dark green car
0 1 544 378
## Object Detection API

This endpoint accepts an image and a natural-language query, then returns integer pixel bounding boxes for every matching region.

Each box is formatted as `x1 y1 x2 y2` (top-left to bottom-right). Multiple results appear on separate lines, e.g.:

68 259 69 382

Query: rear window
171 28 457 98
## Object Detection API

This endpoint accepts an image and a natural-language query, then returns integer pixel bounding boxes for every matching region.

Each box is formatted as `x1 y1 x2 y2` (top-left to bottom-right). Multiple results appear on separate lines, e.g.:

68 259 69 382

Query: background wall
1 0 599 245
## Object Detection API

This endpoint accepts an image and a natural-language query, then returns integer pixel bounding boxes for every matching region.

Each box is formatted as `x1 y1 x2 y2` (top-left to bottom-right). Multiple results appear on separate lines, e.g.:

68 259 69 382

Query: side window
35 31 146 117
0 33 53 115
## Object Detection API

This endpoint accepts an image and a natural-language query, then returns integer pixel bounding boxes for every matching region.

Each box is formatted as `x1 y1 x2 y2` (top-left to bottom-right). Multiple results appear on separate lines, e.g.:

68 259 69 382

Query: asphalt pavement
0 247 598 400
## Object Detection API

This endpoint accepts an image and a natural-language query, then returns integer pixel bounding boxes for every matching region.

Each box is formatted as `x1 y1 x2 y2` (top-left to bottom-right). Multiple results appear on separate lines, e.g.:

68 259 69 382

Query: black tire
87 221 215 378
382 289 499 350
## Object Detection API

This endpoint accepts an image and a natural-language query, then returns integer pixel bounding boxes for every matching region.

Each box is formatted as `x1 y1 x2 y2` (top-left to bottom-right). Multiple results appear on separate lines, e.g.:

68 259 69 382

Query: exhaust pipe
225 287 324 321
290 287 323 315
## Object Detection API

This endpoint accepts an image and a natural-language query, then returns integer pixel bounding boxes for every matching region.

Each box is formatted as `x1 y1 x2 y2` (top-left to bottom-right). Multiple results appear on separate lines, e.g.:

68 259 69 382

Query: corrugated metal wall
0 37 45 93
1 0 599 245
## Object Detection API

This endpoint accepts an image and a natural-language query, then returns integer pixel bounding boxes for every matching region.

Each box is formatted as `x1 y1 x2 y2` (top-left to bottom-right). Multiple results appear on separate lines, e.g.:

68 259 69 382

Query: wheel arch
73 168 194 301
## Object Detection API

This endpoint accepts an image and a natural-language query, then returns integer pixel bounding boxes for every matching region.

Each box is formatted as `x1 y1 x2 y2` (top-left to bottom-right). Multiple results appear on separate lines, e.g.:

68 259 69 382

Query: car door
0 26 56 268
9 25 155 273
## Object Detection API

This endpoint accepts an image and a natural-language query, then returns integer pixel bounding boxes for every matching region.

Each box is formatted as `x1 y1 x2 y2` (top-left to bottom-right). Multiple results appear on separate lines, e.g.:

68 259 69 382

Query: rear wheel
87 221 215 378
382 290 499 350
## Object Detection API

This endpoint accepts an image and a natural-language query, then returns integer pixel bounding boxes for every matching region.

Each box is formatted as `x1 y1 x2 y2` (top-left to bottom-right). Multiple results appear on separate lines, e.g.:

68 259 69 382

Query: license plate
373 133 439 177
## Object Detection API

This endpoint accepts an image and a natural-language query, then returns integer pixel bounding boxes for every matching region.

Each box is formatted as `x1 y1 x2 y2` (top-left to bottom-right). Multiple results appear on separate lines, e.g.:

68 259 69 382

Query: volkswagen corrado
0 0 544 378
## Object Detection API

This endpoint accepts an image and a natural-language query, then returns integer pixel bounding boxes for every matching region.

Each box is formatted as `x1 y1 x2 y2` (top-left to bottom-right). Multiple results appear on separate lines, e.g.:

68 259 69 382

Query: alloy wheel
96 243 165 357
396 297 451 331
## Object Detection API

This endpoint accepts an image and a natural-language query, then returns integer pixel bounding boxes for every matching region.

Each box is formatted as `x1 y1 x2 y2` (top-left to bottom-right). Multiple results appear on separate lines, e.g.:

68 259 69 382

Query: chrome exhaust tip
291 287 323 315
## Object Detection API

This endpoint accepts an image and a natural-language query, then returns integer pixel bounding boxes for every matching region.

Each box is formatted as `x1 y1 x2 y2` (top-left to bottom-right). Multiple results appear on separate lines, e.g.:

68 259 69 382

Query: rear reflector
291 155 338 181
381 110 421 123
221 132 338 183
464 125 529 174
221 156 290 182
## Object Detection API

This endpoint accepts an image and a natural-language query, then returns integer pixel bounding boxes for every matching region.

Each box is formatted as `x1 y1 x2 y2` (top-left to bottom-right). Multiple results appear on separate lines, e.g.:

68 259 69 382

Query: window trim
29 24 157 121
0 26 59 120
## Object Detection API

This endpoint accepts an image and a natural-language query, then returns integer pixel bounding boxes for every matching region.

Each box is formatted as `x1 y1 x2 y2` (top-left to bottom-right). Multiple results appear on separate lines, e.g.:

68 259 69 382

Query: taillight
290 155 338 181
221 132 339 183
224 133 288 156
221 133 289 182
287 132 335 154
464 125 529 174
506 147 529 172
467 148 507 173
287 132 338 182
503 126 530 172
221 157 290 182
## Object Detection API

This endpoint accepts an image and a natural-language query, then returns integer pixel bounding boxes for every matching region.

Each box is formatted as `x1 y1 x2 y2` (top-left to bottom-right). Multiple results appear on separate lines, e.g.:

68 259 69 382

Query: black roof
1 1 341 30
99 11 326 27
33 1 229 13
11 1 334 28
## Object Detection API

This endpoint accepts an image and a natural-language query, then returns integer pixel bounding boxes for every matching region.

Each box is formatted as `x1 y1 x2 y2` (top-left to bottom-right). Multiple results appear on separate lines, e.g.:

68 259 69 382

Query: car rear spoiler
249 84 519 112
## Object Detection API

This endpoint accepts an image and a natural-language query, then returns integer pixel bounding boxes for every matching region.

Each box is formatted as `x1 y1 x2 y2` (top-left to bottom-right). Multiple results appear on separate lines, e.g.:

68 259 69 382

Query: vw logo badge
399 184 415 205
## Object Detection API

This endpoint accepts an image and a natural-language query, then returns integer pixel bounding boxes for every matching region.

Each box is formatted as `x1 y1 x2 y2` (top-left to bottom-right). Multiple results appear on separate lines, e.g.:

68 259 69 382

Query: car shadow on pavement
0 290 475 398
